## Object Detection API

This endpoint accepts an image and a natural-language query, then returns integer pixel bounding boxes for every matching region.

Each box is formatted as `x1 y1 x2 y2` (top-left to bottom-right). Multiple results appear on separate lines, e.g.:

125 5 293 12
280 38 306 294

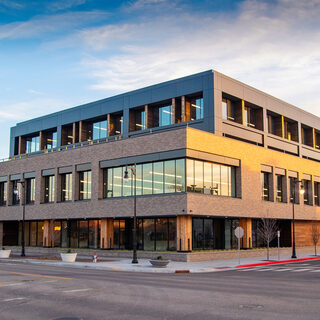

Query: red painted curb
236 256 320 268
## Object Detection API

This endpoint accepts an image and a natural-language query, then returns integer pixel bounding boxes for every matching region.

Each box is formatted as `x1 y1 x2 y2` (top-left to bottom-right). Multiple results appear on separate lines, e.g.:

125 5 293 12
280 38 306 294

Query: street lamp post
291 180 304 259
124 165 138 264
14 180 26 257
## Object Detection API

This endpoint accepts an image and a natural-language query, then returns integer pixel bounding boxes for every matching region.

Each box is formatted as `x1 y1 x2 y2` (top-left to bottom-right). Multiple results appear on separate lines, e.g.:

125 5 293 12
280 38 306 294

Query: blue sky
0 0 319 159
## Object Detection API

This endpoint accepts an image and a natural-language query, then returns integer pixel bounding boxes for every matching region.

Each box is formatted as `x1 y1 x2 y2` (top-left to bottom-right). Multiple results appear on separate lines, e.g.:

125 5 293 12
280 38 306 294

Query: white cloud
0 97 68 123
0 10 108 39
48 0 87 12
0 0 24 9
130 0 169 9
79 0 320 116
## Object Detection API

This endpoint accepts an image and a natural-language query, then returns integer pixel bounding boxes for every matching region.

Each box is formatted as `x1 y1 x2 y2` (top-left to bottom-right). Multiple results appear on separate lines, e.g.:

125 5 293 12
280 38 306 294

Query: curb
236 256 320 268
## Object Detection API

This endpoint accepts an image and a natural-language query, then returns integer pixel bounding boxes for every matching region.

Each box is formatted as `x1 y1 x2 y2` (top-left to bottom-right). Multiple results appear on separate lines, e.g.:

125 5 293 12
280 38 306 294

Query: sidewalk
3 251 320 273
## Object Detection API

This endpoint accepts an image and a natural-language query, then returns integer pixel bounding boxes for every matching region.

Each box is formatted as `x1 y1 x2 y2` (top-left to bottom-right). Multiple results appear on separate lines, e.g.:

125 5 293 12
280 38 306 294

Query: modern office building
0 69 319 253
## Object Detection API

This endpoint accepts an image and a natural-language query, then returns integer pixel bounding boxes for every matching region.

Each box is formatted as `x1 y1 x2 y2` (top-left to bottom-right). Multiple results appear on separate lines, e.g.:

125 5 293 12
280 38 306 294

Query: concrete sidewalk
2 251 320 273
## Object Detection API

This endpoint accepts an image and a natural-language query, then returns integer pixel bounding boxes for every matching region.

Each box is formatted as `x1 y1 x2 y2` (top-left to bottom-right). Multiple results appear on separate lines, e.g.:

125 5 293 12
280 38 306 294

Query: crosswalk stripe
274 268 292 272
290 269 311 272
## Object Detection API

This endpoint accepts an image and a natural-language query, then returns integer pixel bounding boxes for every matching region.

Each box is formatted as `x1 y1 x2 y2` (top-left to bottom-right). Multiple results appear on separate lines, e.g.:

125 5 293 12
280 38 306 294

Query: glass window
46 131 57 149
143 163 152 195
212 164 221 195
112 167 122 197
303 180 311 205
93 120 108 140
190 97 203 120
261 172 270 201
143 219 155 251
192 218 203 249
53 221 61 247
203 219 214 249
37 221 44 247
89 220 100 249
70 220 78 248
186 159 195 192
175 159 185 192
26 178 35 204
44 175 55 203
168 218 176 250
222 98 235 121
12 180 21 205
194 160 204 193
276 175 283 203
203 162 212 195
159 105 172 127
26 135 40 153
0 181 7 206
61 173 72 201
153 161 164 194
132 109 145 131
164 160 175 193
123 168 132 197
187 159 235 198
289 177 299 204
61 221 69 248
79 171 91 200
136 165 142 196
314 182 320 206
221 166 230 196
30 222 37 246
156 218 168 251
79 220 88 248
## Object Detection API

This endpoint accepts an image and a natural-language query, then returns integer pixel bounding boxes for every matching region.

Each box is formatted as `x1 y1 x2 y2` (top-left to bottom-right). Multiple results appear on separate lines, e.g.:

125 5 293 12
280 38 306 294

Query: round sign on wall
234 226 244 239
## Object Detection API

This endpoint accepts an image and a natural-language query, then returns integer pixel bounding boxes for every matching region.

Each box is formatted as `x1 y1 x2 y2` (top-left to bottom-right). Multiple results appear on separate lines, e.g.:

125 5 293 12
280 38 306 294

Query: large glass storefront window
79 171 91 200
187 159 236 197
104 159 186 198
113 218 176 251
53 221 61 247
193 217 238 250
61 173 72 201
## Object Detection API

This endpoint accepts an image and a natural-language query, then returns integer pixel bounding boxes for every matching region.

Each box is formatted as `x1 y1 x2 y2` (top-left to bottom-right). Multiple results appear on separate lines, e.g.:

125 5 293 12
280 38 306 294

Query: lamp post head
299 187 305 195
123 168 129 183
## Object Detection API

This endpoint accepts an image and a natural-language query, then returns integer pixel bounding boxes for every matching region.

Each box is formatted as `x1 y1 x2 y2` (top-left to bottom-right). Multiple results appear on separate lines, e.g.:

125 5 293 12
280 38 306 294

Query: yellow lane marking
8 272 72 280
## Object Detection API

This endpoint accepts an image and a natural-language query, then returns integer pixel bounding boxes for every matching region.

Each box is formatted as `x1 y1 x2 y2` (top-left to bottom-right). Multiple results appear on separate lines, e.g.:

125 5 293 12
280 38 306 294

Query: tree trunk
267 241 269 261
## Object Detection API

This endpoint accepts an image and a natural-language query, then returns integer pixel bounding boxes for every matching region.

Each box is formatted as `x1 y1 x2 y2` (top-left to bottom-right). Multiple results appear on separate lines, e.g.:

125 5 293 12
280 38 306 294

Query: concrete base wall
6 246 316 262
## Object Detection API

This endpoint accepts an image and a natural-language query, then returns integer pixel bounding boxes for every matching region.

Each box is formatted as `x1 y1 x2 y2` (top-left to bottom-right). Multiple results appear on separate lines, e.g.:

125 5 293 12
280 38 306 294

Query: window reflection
79 171 91 200
187 159 236 197
103 159 186 198
44 175 55 203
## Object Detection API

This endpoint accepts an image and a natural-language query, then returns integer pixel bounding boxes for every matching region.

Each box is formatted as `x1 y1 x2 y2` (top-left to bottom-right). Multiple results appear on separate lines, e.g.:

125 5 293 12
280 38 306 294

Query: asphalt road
0 259 319 320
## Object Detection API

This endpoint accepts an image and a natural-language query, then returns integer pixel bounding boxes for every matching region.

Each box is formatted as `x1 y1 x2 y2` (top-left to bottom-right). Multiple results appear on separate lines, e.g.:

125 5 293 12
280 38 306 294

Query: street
0 259 319 320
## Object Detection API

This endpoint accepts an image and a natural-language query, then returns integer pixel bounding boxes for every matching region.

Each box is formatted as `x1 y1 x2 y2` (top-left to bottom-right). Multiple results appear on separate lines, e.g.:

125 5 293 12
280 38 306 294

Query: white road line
0 282 24 287
63 288 91 293
274 268 293 272
256 268 274 271
310 270 320 272
3 297 26 302
290 268 311 272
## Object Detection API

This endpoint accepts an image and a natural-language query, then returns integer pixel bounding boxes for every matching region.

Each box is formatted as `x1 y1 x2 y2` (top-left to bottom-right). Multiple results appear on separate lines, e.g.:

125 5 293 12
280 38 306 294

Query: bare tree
311 224 320 256
257 218 278 260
